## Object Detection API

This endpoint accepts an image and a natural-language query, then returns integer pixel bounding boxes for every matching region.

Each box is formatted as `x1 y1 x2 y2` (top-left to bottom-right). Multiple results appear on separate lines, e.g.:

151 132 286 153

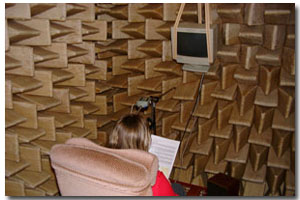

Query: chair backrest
50 138 158 196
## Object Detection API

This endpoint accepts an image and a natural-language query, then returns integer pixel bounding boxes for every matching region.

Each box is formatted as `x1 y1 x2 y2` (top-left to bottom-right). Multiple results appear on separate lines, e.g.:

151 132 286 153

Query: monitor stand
182 64 210 73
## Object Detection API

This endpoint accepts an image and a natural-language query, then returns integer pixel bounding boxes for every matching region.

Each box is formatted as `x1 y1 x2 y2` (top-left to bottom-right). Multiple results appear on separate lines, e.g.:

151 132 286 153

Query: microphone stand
148 87 176 135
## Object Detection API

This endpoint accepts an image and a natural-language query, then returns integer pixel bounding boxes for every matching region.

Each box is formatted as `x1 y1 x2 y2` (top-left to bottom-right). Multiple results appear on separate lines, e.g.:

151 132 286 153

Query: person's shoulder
157 170 164 178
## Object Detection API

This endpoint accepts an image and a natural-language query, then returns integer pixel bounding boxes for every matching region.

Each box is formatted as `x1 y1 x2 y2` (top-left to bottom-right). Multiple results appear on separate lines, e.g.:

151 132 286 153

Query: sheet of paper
149 135 180 178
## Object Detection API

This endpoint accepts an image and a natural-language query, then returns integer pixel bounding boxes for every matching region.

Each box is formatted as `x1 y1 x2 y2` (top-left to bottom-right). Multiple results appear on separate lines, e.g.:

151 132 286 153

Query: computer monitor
171 22 218 72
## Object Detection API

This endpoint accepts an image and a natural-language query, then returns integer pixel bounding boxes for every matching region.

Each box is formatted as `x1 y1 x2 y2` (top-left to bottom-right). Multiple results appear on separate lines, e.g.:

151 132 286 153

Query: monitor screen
177 32 208 58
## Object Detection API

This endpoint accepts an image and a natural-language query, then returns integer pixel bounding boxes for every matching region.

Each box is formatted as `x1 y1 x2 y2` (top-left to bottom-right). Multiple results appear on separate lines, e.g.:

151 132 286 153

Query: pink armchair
50 138 158 196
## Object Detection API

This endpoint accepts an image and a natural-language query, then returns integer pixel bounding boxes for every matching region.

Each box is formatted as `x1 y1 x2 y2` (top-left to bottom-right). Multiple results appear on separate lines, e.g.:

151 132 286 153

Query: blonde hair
109 114 151 151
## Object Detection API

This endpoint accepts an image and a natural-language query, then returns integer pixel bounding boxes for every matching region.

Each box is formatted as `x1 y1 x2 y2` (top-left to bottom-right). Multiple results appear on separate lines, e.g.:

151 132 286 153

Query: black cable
179 73 205 166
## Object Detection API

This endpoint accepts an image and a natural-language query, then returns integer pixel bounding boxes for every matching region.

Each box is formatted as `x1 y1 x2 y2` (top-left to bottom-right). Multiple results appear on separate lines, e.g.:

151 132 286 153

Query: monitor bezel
172 23 217 66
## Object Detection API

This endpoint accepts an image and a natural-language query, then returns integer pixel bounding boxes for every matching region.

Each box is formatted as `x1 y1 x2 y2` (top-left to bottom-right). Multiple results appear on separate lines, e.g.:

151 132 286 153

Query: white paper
149 135 180 178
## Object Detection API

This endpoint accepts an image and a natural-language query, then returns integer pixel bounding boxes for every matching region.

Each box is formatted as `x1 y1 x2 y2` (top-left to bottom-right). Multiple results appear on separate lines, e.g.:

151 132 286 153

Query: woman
108 114 179 196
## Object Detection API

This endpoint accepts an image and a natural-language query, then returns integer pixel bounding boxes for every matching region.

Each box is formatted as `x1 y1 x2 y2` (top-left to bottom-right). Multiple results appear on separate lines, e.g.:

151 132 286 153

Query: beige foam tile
137 40 162 57
25 188 46 196
6 74 42 94
244 4 265 26
86 114 112 128
194 154 209 176
31 140 57 155
145 19 171 40
19 144 42 172
277 87 295 119
236 84 257 116
173 165 194 184
154 61 182 76
66 3 95 21
95 81 112 94
272 109 295 132
173 80 200 101
137 76 164 92
34 43 68 69
121 58 145 73
8 126 46 143
191 173 208 188
225 142 249 164
280 67 295 87
162 3 180 21
5 159 30 177
5 80 13 109
204 153 228 175
55 130 72 144
217 45 240 64
5 178 25 196
83 118 97 140
5 132 20 162
254 86 278 107
5 109 27 129
217 4 244 23
197 118 216 144
6 45 34 75
272 129 292 157
267 146 290 170
248 126 272 147
60 126 91 138
189 137 213 156
73 80 96 102
85 65 101 76
229 104 254 127
210 121 233 139
233 125 250 152
266 167 285 195
242 161 266 183
31 3 67 21
214 138 231 164
71 102 99 115
171 117 197 132
239 25 263 45
17 94 61 111
39 111 77 128
55 64 86 87
118 93 144 107
285 25 295 49
263 25 286 50
156 99 180 112
38 179 59 196
65 104 84 128
177 3 198 22
223 23 240 45
109 107 130 122
119 21 145 39
11 19 51 46
217 100 235 130
256 48 282 67
254 106 274 134
33 46 59 63
234 66 258 85
264 4 293 24
15 170 50 189
193 100 217 119
161 112 178 136
228 162 246 179
243 181 267 196
127 73 145 96
82 20 107 41
173 152 193 169
6 3 31 19
285 170 295 191
211 83 237 101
